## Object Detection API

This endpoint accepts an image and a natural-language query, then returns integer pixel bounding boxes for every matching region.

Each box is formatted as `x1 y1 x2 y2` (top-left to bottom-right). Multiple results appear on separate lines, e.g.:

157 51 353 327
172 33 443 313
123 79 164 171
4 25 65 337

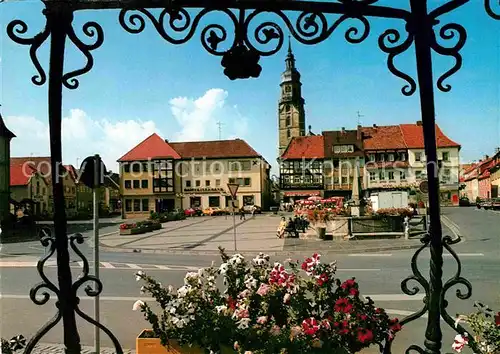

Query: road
0 207 498 353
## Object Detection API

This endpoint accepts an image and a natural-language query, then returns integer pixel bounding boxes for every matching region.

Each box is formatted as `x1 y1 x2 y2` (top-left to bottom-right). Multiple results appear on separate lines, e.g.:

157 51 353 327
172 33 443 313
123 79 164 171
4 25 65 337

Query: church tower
0 113 15 226
278 38 306 156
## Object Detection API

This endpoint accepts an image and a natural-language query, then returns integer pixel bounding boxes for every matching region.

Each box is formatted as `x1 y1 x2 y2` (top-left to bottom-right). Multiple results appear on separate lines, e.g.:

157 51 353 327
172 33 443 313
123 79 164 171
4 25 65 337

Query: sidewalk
31 343 134 354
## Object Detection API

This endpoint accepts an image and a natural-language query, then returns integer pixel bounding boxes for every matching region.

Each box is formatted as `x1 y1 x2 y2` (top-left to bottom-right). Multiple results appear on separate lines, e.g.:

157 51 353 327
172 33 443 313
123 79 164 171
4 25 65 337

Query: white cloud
4 89 251 173
5 109 159 172
169 88 249 142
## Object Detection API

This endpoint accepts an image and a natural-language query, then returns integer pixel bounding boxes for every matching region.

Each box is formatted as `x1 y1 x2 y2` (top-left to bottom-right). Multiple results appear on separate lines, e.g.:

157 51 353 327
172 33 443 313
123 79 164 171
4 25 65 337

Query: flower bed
133 249 402 353
119 220 161 235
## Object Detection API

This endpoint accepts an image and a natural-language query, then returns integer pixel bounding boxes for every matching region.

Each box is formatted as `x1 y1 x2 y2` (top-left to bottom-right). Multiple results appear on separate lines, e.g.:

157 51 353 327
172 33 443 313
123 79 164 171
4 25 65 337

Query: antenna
216 121 224 140
356 111 365 126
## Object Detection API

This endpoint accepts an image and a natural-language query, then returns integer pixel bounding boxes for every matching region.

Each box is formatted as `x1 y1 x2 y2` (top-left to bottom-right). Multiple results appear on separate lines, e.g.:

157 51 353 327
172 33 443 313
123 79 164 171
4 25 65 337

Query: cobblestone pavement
32 344 135 354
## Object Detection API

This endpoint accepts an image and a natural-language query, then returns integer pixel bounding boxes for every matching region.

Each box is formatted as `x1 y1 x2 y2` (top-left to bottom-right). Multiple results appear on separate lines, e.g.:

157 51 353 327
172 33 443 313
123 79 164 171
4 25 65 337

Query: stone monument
0 112 15 230
350 157 365 217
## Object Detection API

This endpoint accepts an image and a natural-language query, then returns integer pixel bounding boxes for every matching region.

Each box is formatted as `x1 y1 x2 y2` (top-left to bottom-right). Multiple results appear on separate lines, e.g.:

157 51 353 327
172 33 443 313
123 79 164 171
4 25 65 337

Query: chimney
495 147 500 154
373 124 377 129
416 120 423 126
357 125 362 140
341 127 345 134
165 139 169 143
484 155 489 160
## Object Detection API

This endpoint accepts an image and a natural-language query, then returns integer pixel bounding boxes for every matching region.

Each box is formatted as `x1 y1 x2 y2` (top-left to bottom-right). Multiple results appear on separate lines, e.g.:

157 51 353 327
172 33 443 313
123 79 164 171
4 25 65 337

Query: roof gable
118 133 181 162
169 139 261 159
281 135 324 159
399 124 460 149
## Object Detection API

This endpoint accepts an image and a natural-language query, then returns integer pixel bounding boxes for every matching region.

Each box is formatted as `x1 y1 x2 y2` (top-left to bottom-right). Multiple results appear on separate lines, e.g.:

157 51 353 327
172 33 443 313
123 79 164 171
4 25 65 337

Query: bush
376 208 413 218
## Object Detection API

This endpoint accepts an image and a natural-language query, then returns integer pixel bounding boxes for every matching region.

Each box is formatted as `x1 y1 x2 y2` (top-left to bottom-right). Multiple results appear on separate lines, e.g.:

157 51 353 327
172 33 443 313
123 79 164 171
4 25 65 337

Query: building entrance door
156 199 175 213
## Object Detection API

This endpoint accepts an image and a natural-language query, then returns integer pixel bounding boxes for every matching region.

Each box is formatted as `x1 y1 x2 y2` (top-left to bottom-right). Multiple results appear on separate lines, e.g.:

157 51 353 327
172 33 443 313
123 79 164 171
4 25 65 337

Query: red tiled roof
280 135 324 159
361 126 407 150
399 124 460 148
10 163 39 186
64 165 78 181
170 139 261 159
117 133 181 162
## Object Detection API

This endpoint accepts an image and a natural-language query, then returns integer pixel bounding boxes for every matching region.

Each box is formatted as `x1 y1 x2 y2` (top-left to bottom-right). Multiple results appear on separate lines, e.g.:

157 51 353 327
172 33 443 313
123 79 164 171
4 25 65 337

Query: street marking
100 262 115 268
126 263 142 269
337 269 381 272
364 294 425 301
154 265 171 270
445 253 484 257
348 254 392 257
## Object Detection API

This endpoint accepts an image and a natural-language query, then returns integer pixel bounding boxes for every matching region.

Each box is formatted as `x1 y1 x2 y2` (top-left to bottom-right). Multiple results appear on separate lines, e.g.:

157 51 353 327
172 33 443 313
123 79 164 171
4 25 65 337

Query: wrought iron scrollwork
23 233 123 354
23 236 62 354
6 20 50 86
429 22 467 93
440 235 480 353
63 21 105 89
378 27 416 96
485 0 500 19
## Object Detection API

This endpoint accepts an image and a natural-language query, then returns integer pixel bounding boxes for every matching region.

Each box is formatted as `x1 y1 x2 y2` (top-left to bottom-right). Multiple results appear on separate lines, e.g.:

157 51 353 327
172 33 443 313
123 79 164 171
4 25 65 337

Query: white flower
132 300 144 311
283 293 291 304
135 271 144 281
237 317 251 329
229 254 244 266
219 263 229 275
177 285 189 297
244 274 257 289
140 286 146 294
216 305 228 314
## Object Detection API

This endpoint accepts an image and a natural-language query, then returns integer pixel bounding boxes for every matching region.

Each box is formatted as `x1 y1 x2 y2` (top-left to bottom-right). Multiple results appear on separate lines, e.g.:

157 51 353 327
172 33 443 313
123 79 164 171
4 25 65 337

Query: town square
1 1 499 354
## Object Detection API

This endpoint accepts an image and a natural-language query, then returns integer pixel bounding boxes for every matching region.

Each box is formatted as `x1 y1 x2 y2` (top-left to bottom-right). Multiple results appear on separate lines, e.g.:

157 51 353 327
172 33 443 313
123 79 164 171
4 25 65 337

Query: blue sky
1 0 499 173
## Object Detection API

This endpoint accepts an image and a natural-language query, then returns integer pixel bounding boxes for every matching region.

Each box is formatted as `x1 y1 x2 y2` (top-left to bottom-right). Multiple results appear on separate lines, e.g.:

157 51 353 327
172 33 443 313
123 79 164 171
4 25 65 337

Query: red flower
357 314 368 321
389 318 402 332
495 312 500 326
341 279 356 290
301 253 320 274
334 298 353 313
302 317 320 336
357 328 374 343
227 296 236 310
339 320 350 335
317 273 329 286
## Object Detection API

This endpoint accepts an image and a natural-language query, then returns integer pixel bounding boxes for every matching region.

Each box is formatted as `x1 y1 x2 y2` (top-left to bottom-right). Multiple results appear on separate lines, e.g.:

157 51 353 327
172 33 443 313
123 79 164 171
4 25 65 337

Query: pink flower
257 316 268 324
256 283 270 296
234 341 240 350
301 253 321 275
283 293 291 304
271 325 282 336
452 334 468 353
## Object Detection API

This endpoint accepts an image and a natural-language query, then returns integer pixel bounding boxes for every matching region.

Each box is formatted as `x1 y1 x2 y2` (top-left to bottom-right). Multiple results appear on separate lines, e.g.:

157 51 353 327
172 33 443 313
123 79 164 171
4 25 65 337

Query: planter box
136 330 203 354
151 223 162 231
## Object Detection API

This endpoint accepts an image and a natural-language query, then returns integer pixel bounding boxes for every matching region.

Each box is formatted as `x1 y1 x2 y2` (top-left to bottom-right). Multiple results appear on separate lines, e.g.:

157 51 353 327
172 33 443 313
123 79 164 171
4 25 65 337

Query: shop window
125 199 132 212
133 199 141 212
142 199 149 211
190 197 201 208
243 195 254 205
209 196 220 207
133 180 140 188
141 180 148 188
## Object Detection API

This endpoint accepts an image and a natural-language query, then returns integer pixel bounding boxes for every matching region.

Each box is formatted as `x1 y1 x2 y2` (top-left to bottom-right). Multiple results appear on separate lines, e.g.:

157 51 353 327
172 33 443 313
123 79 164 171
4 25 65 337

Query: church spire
285 36 295 70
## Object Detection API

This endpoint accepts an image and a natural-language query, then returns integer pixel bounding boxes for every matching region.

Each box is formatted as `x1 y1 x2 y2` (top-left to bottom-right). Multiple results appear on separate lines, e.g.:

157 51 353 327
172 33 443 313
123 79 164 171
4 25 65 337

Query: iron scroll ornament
6 16 104 90
6 0 486 90
23 233 123 354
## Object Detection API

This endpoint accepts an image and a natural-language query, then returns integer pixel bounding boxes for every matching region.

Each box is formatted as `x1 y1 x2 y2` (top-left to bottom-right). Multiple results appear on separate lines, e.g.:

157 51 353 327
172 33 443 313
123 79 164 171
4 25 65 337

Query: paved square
100 214 286 252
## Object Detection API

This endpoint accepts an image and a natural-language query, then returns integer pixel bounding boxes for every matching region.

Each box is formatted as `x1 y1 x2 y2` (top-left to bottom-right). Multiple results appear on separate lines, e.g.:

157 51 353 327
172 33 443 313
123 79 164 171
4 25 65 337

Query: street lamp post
227 183 239 251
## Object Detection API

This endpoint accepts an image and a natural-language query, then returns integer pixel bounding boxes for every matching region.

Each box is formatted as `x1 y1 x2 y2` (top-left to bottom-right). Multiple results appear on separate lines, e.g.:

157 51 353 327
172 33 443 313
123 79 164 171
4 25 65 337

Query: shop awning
283 191 321 197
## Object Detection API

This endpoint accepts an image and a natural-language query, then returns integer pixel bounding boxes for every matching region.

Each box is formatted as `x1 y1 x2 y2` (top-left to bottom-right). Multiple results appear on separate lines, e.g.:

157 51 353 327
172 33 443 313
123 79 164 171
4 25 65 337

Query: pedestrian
240 207 246 220
251 205 257 217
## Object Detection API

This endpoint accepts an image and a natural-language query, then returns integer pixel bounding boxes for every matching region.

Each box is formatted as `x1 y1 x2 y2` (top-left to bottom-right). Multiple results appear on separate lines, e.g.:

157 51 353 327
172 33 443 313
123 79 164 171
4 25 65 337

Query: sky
1 0 499 175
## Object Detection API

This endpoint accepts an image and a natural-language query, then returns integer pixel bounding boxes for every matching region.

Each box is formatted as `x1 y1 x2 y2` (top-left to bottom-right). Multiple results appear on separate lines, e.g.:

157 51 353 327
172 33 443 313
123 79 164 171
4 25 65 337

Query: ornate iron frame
5 0 499 353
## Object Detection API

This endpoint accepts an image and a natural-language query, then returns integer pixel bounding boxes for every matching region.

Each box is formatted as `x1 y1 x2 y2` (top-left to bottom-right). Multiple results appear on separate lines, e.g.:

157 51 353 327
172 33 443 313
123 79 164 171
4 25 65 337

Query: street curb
98 242 424 257
32 343 135 354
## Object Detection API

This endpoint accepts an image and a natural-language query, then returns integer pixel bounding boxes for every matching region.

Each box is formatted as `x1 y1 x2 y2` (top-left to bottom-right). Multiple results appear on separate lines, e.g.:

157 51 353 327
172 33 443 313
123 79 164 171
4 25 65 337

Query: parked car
492 198 500 210
242 205 262 214
477 199 493 210
184 208 203 217
459 197 471 206
203 207 224 216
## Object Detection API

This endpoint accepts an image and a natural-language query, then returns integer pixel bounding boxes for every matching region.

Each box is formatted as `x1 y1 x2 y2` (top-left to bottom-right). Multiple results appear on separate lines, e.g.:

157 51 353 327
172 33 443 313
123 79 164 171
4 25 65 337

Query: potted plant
306 209 333 239
133 249 402 353
452 302 500 353
119 222 138 235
